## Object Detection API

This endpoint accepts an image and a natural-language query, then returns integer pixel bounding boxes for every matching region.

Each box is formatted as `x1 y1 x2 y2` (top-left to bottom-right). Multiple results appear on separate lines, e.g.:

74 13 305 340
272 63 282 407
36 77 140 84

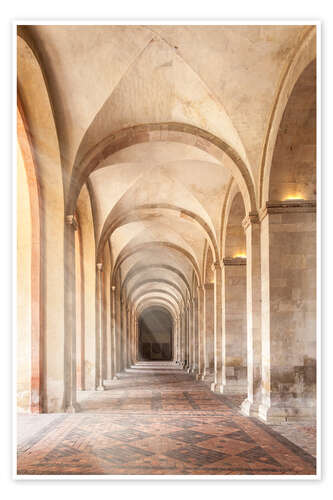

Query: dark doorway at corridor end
138 307 173 361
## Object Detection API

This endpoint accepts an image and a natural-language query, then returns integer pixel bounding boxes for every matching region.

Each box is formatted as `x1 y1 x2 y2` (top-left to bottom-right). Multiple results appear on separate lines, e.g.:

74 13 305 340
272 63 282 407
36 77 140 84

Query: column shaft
211 262 223 392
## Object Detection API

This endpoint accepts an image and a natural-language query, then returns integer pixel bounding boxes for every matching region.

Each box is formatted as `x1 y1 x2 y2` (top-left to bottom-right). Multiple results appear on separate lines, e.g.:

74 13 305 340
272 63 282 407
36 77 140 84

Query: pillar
121 298 128 369
202 283 214 380
115 280 122 373
220 257 247 394
191 297 199 375
111 285 118 380
211 262 223 392
259 200 316 423
64 215 78 412
185 301 190 369
96 263 104 391
196 286 205 380
180 306 186 367
241 212 262 416
187 299 193 372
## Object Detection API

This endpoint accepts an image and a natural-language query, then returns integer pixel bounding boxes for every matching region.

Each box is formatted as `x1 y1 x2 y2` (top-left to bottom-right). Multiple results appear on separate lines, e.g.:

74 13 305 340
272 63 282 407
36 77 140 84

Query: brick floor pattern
17 363 316 476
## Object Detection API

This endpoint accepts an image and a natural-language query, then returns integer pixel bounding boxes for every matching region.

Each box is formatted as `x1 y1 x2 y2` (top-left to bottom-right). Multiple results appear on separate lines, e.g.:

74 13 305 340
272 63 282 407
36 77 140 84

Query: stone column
241 212 262 416
202 283 214 380
115 281 122 373
130 309 135 365
121 298 128 370
220 258 247 394
185 301 190 369
211 262 223 392
196 286 205 380
126 306 131 366
64 215 78 412
187 299 193 372
177 314 181 363
259 200 316 423
128 307 133 366
134 314 139 362
181 306 186 367
96 263 105 391
191 297 199 376
172 315 177 362
111 285 118 380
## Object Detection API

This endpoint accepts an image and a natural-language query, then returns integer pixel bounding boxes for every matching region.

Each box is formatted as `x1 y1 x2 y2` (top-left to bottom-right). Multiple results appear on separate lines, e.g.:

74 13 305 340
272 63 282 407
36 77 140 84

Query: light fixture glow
233 253 246 259
283 195 304 201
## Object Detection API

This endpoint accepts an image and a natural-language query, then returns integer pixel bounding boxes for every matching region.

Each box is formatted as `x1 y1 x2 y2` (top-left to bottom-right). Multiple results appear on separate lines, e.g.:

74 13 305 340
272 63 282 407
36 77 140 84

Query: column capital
197 285 204 292
259 200 316 222
211 260 221 272
111 285 116 292
222 257 247 266
96 262 103 272
242 211 259 230
65 214 78 231
203 283 214 290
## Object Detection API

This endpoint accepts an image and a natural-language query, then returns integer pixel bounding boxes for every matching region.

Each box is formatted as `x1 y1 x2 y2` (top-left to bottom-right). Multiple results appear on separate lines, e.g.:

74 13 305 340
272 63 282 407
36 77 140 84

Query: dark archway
138 307 173 361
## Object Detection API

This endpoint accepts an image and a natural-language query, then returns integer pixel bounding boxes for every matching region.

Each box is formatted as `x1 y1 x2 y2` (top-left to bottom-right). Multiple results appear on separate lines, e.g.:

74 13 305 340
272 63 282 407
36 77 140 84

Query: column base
210 382 223 393
96 385 105 391
240 398 260 417
258 402 316 424
65 405 77 413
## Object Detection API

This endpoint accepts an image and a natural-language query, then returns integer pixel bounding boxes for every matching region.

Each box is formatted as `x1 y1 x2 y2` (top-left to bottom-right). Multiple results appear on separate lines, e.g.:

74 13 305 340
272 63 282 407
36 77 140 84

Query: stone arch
136 302 177 323
112 242 202 286
135 296 179 321
122 264 191 298
17 35 65 412
131 289 182 314
127 279 185 306
97 203 218 263
67 123 256 216
259 26 316 207
133 290 181 312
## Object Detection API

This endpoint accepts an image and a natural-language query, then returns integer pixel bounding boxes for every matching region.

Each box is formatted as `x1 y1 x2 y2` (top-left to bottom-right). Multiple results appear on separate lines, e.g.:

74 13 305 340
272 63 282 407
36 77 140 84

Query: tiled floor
17 362 316 476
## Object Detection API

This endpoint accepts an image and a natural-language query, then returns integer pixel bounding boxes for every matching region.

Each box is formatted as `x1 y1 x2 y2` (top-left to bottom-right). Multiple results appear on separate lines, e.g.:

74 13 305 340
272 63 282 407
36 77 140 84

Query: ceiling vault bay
17 24 312 313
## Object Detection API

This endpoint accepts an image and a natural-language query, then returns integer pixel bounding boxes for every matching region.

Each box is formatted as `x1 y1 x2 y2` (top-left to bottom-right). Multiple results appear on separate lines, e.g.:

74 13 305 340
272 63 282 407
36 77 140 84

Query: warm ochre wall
17 144 31 412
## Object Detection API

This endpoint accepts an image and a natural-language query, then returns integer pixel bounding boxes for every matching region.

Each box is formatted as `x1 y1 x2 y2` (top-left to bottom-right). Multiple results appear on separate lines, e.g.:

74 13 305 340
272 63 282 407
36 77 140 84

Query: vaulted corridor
17 362 315 475
16 24 318 477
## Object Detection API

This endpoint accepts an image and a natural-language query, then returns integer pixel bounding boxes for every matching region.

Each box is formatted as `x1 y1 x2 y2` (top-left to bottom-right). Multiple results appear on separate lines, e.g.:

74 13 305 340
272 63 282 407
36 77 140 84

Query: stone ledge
259 200 316 221
222 257 247 266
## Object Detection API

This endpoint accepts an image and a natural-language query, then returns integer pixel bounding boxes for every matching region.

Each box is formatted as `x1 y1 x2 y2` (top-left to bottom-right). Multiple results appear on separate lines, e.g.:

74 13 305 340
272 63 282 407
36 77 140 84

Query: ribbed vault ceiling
17 24 310 315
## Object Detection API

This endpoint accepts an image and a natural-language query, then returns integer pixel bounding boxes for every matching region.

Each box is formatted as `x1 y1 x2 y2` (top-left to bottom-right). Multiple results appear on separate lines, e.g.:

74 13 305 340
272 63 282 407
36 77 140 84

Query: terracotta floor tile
17 362 316 476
